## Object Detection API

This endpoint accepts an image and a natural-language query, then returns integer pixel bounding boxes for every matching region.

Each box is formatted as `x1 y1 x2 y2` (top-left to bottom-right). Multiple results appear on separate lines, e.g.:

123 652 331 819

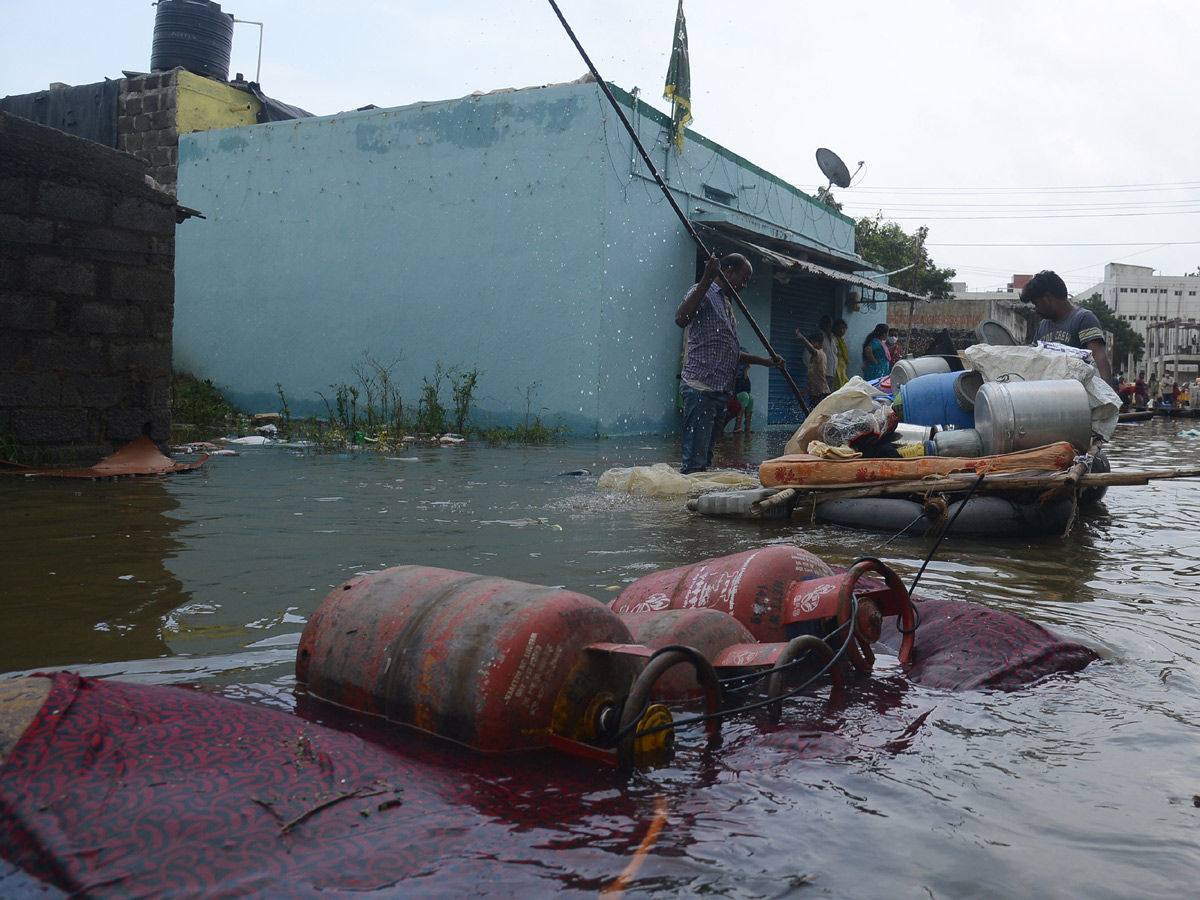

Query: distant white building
1076 263 1200 378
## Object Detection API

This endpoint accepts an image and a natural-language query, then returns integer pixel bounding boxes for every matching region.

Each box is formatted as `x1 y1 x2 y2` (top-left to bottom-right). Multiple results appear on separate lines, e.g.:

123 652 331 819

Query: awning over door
696 223 927 304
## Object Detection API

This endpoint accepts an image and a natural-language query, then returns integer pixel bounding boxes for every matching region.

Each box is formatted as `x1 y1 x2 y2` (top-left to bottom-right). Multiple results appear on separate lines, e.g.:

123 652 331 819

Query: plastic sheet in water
598 463 759 499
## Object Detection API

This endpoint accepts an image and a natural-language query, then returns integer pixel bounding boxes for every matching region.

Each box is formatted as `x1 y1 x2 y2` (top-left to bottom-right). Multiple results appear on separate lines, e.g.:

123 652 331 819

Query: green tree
1080 294 1145 366
815 186 843 211
854 216 956 298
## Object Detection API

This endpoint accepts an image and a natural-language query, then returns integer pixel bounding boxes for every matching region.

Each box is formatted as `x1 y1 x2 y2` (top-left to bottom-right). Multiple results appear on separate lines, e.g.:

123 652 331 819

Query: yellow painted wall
176 70 261 134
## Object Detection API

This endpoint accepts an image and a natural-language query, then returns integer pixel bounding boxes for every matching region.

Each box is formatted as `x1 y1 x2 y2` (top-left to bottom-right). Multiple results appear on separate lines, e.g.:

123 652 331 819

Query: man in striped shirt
1020 269 1113 385
675 253 785 473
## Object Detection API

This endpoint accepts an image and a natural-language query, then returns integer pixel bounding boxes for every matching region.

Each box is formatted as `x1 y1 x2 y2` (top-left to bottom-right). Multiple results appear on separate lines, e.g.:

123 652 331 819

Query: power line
825 179 1200 195
840 209 1200 221
928 241 1200 248
843 199 1200 212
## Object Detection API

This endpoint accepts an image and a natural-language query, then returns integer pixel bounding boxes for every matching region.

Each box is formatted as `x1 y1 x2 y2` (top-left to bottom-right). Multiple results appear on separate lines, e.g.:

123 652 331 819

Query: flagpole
545 0 811 415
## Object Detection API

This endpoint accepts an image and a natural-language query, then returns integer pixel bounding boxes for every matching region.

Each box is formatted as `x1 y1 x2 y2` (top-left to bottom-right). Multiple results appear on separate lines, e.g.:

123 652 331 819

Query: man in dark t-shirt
1020 270 1113 385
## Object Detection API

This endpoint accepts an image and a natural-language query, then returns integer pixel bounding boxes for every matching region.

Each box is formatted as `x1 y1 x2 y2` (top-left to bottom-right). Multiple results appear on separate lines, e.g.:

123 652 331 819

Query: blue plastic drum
899 371 975 429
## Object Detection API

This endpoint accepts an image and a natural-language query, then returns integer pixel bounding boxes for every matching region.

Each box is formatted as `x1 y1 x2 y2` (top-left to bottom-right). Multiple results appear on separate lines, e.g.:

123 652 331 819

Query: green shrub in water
171 372 238 440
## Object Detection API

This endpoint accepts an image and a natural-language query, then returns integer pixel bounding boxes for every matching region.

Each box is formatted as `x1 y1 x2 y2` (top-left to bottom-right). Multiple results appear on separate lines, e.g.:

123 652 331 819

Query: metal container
973 379 1092 454
297 566 639 753
931 427 984 458
893 422 934 442
609 545 832 643
617 608 756 700
890 356 952 390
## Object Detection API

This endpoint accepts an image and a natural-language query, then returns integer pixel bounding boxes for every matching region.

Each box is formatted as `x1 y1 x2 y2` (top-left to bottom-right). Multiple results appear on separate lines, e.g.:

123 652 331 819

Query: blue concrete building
175 78 906 434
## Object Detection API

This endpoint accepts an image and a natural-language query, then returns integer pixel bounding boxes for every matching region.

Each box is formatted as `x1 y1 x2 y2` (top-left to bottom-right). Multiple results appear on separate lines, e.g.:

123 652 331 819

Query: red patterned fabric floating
0 673 632 897
878 597 1097 690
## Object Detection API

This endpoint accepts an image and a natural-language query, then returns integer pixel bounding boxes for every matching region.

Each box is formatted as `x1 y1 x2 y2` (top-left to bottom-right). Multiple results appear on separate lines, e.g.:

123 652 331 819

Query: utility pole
905 226 926 359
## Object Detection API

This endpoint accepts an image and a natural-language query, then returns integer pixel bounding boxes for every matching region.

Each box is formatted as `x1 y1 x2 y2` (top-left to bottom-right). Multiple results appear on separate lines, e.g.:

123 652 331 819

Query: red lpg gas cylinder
297 566 641 753
617 608 757 700
609 545 833 643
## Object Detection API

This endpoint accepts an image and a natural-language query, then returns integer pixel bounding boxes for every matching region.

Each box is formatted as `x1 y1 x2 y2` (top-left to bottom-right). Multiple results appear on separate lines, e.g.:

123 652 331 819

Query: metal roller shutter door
766 276 838 425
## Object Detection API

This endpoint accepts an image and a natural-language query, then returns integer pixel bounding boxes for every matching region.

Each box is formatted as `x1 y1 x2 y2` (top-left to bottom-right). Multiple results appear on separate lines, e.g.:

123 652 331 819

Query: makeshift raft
688 441 1094 536
687 348 1192 536
693 442 1200 537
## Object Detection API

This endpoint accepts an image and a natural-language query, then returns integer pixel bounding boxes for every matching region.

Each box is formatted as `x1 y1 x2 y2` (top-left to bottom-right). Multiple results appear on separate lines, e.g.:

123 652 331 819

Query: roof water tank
150 0 235 81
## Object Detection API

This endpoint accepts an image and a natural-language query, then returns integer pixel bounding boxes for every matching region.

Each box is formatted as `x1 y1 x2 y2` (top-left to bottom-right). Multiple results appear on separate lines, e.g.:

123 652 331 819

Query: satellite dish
816 148 852 189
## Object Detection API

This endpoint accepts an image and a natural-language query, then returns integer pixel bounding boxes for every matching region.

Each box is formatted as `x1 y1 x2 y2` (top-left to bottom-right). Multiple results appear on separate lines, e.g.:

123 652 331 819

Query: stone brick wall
118 71 180 196
887 298 1035 350
0 110 176 465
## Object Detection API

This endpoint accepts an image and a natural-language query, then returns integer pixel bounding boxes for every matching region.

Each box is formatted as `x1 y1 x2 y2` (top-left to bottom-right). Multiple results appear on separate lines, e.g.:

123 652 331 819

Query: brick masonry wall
886 298 1036 351
0 110 176 464
118 70 179 196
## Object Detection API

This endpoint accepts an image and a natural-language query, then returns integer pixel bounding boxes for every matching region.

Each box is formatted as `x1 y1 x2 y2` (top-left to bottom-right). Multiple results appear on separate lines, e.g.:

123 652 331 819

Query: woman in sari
862 323 891 381
833 318 850 388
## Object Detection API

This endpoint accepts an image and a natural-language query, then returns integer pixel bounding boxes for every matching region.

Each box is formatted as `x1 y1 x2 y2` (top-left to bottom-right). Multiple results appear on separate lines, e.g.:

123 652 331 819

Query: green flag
663 0 691 151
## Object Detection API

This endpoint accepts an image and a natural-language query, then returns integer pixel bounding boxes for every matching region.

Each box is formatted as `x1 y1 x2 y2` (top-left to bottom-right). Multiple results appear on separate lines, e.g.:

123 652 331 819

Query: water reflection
2 417 1200 896
0 477 189 670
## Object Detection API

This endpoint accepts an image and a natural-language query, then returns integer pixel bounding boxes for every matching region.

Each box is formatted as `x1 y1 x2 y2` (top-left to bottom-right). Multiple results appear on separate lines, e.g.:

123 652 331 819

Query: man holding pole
676 253 785 473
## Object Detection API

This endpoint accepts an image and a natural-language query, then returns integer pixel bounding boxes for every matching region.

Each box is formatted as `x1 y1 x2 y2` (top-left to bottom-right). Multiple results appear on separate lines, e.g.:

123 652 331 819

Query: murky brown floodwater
3 417 1200 897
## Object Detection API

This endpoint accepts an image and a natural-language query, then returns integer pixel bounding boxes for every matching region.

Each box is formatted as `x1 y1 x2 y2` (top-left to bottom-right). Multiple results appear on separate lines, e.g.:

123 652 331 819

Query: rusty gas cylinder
609 545 833 643
297 566 641 753
616 608 757 700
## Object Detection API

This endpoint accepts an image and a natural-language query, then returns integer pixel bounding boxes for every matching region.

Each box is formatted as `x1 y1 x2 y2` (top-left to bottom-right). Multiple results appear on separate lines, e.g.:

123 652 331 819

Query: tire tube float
1079 450 1110 506
814 494 1078 536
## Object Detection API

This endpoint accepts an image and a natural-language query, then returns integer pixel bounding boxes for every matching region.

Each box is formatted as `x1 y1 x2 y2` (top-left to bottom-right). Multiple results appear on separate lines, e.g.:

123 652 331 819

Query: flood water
3 417 1200 898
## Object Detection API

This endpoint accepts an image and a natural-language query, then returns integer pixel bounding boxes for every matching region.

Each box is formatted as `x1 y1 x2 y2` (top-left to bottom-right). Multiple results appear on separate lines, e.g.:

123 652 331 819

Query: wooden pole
546 0 811 415
776 464 1200 505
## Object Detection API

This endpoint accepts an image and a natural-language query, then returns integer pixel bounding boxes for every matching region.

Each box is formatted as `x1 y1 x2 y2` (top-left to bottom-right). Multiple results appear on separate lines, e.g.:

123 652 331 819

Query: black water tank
150 0 235 81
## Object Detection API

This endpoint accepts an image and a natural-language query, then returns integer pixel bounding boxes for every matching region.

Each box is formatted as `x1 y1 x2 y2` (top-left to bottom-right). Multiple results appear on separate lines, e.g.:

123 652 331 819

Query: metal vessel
890 356 952 390
931 427 984 457
974 379 1092 454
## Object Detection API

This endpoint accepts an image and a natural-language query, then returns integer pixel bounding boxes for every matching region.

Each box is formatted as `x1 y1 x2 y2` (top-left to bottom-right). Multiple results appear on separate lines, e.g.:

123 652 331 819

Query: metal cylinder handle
616 645 722 768
841 558 917 668
765 635 839 722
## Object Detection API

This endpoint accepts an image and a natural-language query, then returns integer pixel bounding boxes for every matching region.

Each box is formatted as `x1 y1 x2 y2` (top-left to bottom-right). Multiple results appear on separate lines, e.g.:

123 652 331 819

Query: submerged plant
278 356 565 450
171 371 238 440
276 383 292 430
450 365 481 434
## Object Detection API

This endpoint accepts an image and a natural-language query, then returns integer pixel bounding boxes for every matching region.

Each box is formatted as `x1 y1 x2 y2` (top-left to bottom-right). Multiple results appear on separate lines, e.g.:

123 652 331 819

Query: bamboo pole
546 0 811 415
774 464 1200 506
749 487 796 516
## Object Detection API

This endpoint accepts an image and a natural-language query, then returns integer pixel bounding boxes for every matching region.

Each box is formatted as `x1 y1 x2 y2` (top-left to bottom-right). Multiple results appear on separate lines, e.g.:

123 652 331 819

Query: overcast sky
5 0 1199 292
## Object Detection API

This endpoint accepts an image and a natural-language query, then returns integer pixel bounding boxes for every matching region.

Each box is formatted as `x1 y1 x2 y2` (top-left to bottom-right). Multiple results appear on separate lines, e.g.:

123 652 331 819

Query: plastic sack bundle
597 463 760 499
821 401 894 449
784 377 891 456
